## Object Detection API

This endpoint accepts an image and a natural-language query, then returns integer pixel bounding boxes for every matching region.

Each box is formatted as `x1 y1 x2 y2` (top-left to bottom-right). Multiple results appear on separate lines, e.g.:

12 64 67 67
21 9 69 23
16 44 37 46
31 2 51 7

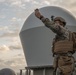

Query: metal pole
43 68 46 75
25 69 28 75
20 69 22 75
28 69 31 75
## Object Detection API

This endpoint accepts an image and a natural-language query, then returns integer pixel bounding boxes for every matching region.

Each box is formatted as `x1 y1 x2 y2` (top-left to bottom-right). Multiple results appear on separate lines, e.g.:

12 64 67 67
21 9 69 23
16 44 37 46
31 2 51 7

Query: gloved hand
35 9 43 19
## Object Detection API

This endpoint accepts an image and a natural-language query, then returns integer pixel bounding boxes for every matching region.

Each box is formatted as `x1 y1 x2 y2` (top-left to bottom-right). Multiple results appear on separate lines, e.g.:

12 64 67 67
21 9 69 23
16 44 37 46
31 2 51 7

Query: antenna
51 15 54 21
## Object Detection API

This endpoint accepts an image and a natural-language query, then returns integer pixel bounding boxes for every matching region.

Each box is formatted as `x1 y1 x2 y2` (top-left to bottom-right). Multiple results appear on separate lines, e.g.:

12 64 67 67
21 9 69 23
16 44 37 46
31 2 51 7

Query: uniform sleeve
40 17 69 38
40 17 62 35
41 17 55 28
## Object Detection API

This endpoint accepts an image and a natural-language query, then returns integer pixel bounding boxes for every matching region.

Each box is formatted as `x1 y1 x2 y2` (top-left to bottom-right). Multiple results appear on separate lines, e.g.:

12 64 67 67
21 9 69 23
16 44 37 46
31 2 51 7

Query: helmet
54 17 66 26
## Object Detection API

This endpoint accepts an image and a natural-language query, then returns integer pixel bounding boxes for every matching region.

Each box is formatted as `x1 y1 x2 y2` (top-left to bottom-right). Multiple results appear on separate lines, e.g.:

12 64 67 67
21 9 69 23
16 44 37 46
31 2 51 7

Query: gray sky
0 0 76 73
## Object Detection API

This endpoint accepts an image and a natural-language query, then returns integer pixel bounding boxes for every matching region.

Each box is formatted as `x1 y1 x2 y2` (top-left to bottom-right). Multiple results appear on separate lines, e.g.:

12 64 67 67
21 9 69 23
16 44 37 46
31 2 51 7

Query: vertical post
25 70 26 75
43 68 46 75
20 69 22 75
25 69 28 75
25 69 31 75
28 69 31 75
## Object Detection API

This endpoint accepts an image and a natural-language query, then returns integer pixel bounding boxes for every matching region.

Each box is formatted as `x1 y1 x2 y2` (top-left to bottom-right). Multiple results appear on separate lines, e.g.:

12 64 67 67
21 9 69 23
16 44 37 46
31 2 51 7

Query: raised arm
35 9 54 28
34 9 69 38
35 9 44 20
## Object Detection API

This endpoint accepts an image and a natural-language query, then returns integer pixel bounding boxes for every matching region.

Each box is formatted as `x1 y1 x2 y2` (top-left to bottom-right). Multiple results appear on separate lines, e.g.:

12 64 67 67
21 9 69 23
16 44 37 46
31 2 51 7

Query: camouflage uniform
40 17 75 75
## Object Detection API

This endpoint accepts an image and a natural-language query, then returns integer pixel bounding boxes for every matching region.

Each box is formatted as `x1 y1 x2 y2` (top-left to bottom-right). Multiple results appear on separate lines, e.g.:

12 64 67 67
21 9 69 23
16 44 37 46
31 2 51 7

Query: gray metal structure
19 6 76 75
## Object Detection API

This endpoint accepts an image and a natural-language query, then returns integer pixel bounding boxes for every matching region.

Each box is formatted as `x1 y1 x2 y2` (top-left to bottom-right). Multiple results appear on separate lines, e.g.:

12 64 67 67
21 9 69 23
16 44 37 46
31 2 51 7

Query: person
34 9 75 75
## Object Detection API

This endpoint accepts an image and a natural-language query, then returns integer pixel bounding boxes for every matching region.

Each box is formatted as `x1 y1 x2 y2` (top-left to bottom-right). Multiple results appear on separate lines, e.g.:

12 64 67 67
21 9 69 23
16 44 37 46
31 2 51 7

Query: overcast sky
0 0 76 73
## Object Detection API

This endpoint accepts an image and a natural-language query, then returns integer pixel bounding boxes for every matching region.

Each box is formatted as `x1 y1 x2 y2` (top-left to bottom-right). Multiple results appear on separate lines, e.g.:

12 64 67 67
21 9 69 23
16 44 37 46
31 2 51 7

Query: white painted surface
20 6 76 67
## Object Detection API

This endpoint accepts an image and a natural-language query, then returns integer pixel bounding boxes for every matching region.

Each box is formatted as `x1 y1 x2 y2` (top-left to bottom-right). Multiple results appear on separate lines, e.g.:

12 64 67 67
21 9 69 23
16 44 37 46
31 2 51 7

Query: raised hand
35 9 42 19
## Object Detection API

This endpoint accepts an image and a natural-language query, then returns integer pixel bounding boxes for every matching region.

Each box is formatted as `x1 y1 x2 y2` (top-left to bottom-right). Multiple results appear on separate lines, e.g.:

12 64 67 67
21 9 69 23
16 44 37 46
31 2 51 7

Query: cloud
0 45 10 51
7 0 26 9
0 31 19 38
0 44 21 52
0 55 26 70
0 0 5 3
0 22 21 38
10 17 22 22
10 57 26 67
9 36 22 49
0 15 6 19
22 0 31 3
9 45 21 50
0 55 26 71
32 1 39 5
0 26 8 31
0 26 22 51
11 17 17 22
43 1 50 5
10 0 22 8
2 0 76 13
0 59 4 62
0 25 19 38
